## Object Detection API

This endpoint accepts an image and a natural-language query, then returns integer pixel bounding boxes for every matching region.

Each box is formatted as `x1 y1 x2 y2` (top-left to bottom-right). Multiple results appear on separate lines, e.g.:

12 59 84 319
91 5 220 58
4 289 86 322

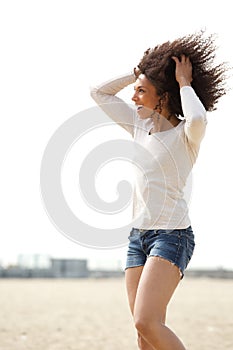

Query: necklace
148 110 161 133
157 114 161 131
149 112 177 134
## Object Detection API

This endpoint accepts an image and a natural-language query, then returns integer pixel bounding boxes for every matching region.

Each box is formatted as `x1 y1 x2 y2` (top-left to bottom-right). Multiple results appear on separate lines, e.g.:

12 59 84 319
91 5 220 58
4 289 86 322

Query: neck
150 111 180 133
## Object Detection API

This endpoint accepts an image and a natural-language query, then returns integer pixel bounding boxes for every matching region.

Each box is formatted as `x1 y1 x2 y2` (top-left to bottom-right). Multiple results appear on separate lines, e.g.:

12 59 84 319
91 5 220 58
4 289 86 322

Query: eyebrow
134 85 147 90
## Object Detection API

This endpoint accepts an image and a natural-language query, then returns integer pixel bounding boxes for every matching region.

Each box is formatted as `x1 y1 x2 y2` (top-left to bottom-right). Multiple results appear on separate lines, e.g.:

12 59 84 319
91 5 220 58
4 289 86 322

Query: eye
138 88 145 93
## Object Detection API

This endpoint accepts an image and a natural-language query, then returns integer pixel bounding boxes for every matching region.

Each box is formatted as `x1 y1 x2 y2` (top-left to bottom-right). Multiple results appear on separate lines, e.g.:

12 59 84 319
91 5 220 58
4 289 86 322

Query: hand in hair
133 66 141 79
172 55 193 88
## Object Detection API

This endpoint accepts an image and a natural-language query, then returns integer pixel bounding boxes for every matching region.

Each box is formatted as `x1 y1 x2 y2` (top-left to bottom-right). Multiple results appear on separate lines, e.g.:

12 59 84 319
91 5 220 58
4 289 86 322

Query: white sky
1 0 233 270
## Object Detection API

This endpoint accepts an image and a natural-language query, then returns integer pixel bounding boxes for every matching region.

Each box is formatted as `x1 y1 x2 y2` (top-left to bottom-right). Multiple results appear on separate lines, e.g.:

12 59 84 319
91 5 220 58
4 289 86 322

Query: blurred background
1 0 233 274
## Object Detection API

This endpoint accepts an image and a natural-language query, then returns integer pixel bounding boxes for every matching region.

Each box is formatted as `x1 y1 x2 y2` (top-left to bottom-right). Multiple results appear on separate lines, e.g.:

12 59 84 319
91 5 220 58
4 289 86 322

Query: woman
90 32 227 350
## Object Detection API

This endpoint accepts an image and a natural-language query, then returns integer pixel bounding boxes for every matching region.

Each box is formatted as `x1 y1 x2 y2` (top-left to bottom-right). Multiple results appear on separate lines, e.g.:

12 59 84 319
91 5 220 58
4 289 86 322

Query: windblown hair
137 31 228 117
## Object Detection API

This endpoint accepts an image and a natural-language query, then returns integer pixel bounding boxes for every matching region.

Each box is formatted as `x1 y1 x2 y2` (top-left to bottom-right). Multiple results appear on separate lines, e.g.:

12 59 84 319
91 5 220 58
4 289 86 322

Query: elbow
193 110 207 126
89 85 104 105
186 108 207 128
89 85 98 100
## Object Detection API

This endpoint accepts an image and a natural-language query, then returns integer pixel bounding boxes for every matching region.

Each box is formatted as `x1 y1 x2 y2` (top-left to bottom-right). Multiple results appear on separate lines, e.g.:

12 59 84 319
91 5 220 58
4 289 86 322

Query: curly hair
137 31 228 117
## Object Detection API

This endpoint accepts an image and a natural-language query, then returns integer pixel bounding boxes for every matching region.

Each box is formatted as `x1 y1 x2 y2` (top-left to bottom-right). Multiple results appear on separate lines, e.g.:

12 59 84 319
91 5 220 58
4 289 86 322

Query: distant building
89 269 124 278
18 254 51 269
51 258 89 278
185 268 233 279
0 256 89 278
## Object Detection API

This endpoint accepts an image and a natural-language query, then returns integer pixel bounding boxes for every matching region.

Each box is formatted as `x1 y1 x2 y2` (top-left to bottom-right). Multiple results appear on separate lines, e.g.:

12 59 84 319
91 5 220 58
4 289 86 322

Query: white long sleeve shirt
90 72 207 229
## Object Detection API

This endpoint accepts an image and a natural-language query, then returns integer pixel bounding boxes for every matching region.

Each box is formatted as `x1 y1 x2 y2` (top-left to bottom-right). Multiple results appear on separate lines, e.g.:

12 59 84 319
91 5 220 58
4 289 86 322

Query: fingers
172 54 191 64
172 54 192 87
171 56 179 64
181 54 189 63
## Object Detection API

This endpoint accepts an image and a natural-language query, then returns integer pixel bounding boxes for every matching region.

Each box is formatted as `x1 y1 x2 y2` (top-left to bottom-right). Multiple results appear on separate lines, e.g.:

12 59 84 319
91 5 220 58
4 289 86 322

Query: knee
135 317 155 336
134 316 161 340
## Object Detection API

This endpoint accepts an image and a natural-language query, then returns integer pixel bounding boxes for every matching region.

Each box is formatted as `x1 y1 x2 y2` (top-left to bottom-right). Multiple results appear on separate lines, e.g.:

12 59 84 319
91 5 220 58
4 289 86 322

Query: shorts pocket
186 235 195 262
128 228 140 241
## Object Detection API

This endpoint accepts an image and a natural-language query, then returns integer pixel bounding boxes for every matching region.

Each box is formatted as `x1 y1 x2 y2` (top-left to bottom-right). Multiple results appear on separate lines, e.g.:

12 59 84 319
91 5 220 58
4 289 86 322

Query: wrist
178 77 192 88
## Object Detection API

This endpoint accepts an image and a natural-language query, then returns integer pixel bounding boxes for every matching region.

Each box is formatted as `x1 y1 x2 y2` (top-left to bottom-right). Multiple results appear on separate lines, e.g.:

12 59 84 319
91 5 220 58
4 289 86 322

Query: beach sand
0 277 232 349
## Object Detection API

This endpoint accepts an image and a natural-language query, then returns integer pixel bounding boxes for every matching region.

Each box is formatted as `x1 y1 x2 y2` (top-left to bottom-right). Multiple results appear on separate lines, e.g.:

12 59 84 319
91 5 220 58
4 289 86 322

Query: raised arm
90 72 136 136
172 55 207 149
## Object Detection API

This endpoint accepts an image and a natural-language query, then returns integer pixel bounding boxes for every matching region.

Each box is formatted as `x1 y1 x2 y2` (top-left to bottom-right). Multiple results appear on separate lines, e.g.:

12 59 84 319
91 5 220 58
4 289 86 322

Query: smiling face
132 74 162 119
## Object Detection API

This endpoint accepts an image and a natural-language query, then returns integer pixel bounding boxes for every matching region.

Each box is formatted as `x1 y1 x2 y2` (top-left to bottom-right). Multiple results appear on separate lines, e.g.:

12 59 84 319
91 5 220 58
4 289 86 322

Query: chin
137 106 154 119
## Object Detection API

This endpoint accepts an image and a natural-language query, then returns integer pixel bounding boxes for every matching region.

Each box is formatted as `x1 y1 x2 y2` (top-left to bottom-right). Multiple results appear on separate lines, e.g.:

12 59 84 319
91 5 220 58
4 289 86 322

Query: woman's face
132 74 162 119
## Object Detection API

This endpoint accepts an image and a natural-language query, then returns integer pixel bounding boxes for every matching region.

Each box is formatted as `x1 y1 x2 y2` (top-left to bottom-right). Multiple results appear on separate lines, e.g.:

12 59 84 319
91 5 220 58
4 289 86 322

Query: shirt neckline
148 119 184 136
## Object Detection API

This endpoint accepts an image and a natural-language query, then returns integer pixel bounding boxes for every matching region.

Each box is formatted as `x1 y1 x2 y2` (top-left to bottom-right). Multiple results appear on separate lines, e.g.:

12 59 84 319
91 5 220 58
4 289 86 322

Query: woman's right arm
90 72 136 136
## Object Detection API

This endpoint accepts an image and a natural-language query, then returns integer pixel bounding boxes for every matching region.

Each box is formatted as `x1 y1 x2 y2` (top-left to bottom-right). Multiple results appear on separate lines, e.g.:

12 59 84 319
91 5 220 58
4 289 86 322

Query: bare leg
125 266 165 350
133 256 186 350
125 266 144 315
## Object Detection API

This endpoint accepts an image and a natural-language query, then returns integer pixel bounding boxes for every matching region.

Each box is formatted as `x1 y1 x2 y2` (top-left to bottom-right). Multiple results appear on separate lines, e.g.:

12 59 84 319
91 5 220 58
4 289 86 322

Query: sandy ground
0 277 232 350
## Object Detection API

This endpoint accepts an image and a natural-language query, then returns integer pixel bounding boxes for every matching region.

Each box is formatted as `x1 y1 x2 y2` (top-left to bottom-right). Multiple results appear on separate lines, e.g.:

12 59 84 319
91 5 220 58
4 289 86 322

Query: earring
154 98 163 114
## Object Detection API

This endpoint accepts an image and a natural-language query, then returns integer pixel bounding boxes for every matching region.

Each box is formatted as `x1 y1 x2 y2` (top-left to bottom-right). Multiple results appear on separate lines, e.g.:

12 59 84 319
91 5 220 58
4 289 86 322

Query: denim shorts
125 226 195 277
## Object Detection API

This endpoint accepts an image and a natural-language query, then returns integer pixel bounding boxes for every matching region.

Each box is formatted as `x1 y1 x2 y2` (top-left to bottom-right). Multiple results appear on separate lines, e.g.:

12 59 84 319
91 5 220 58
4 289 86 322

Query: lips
137 105 143 111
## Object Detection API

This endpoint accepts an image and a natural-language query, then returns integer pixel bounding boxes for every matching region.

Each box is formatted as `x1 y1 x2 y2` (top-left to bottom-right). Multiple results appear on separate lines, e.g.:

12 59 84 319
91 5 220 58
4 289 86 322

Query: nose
131 91 138 102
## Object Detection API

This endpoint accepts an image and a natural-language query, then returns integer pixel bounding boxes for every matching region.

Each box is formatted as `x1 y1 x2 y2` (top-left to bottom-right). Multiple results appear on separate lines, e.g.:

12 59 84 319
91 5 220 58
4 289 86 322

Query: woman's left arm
172 55 207 148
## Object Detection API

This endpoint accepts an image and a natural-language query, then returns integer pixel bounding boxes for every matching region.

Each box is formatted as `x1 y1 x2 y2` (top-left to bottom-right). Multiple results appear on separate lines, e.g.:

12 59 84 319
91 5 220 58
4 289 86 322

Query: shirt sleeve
180 86 207 150
90 72 136 136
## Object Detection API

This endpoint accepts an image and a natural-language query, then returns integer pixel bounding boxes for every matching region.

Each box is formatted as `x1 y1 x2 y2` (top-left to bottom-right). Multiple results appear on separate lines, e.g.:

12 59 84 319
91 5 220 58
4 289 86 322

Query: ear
162 92 169 102
160 92 169 109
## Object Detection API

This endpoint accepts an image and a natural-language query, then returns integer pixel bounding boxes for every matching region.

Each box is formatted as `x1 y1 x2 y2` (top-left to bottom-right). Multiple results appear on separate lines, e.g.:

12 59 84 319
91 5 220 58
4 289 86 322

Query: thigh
133 256 181 323
126 266 158 350
125 266 144 315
